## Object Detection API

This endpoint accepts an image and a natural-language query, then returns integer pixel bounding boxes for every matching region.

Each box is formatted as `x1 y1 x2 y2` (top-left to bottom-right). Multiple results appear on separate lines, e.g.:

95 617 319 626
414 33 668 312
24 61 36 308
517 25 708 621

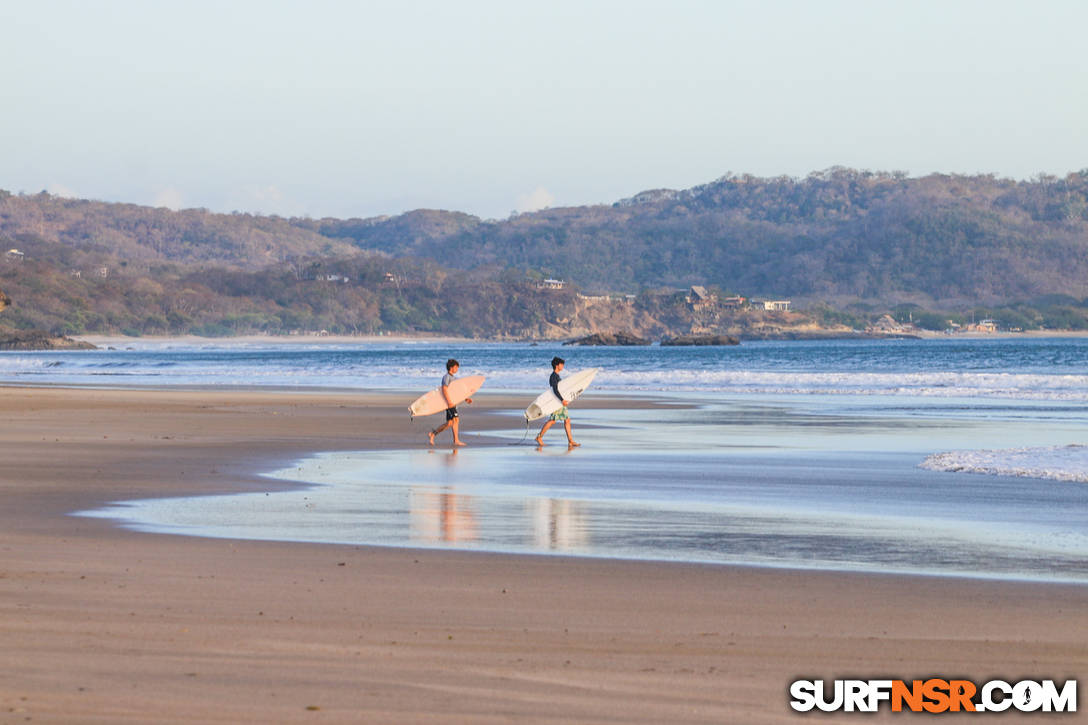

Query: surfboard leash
509 417 533 445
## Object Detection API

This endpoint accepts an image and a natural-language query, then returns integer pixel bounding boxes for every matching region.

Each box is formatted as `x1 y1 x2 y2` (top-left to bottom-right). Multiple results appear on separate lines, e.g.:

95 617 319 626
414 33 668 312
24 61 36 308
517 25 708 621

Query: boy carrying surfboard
429 359 471 447
535 356 580 448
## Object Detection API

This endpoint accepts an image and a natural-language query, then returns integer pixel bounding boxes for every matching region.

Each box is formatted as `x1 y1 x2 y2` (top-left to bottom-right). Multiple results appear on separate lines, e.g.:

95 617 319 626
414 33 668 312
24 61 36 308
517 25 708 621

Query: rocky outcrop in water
0 329 97 350
564 331 651 346
660 334 740 346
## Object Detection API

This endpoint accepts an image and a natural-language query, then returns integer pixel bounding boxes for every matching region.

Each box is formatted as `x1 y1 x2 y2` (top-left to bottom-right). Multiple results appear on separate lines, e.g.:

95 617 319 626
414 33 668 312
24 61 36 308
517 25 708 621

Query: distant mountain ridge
3 167 1088 305
312 168 1088 304
0 190 359 267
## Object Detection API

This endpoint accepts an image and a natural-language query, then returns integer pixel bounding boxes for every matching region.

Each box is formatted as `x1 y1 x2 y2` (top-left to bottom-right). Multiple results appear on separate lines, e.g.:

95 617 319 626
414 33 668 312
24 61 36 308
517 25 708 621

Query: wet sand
1 387 1085 723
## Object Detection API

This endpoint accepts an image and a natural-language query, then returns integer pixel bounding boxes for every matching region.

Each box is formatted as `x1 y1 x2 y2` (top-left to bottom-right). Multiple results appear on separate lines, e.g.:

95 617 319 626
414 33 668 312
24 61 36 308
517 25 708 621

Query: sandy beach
2 386 1085 723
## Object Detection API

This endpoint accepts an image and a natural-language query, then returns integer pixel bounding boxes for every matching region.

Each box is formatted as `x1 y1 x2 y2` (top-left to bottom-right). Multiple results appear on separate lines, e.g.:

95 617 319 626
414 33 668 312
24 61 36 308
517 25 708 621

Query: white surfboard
524 368 599 422
409 374 485 418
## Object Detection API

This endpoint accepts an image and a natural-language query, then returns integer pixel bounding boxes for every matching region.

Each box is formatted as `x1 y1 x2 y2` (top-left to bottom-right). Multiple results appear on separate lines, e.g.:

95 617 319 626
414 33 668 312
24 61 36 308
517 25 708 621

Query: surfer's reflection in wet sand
410 489 478 544
531 498 589 551
411 449 477 543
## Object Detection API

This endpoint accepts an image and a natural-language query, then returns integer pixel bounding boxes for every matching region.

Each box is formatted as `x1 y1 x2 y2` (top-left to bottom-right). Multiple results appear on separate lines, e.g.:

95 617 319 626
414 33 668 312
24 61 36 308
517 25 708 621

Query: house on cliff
761 300 791 312
687 285 717 310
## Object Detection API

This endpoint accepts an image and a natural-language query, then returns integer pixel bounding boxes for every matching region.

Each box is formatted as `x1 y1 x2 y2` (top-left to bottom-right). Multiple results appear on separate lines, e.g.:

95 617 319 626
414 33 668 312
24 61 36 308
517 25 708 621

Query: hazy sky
2 0 1086 219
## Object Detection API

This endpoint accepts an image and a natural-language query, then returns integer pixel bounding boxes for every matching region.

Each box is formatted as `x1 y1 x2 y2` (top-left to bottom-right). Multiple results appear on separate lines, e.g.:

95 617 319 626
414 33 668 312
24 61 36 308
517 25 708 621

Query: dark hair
551 356 564 368
446 358 459 371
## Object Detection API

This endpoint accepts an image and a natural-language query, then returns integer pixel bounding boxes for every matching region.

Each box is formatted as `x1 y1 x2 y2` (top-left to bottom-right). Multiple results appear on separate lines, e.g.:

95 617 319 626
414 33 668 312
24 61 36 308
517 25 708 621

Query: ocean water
5 336 1088 399
19 336 1086 581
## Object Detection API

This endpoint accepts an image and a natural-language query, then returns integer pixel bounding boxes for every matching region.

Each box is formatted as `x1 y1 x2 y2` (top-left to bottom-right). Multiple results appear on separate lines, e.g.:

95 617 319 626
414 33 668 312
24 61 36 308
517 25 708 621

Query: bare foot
534 436 544 446
428 430 435 446
454 440 467 447
568 441 581 447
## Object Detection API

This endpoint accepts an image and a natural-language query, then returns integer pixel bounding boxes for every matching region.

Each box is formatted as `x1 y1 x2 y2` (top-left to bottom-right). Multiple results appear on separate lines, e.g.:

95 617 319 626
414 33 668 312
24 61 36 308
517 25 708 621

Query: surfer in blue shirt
429 359 470 447
535 356 580 448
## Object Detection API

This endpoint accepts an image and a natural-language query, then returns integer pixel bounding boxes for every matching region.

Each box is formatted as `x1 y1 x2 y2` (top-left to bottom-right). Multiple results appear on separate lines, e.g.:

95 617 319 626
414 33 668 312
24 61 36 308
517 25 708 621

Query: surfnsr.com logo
790 679 1077 713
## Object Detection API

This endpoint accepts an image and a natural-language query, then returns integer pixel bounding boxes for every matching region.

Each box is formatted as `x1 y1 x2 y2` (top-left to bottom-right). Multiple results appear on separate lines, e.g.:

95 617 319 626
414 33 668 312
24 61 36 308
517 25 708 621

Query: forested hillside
0 190 357 267
0 243 629 339
4 169 1087 306
310 169 1088 304
2 169 1088 338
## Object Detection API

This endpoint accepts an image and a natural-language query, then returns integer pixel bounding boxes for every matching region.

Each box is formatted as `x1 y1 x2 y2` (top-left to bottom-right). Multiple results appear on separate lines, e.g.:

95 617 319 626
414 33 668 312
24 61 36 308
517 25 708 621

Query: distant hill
3 168 1088 311
304 168 1088 305
0 190 358 267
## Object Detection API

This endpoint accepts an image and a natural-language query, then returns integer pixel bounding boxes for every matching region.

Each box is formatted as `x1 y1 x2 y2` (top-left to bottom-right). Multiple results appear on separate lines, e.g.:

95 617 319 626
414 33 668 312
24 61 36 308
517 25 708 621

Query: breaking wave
920 445 1088 483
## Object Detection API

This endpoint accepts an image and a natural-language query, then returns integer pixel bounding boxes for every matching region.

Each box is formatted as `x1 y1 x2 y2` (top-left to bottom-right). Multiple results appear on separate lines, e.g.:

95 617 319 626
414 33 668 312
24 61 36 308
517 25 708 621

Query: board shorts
445 406 459 421
550 406 569 422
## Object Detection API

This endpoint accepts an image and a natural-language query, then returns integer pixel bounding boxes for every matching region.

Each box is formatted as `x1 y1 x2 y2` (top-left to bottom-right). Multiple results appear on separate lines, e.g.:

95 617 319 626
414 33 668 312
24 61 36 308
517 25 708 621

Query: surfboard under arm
524 368 599 421
409 374 485 418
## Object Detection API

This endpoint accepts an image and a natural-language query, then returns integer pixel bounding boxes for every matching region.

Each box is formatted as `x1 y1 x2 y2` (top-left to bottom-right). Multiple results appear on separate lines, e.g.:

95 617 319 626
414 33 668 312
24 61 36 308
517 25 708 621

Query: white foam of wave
483 368 1088 400
920 445 1088 483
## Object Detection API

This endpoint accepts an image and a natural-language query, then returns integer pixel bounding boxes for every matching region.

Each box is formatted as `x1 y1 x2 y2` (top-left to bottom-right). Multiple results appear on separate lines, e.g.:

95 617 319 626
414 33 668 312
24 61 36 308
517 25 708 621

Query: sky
2 0 1086 220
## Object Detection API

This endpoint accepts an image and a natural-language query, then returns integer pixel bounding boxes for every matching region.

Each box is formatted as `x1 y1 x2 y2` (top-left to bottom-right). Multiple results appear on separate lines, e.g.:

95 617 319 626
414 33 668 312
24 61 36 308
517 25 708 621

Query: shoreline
93 439 1088 588
2 386 1085 723
69 329 1088 347
75 332 481 346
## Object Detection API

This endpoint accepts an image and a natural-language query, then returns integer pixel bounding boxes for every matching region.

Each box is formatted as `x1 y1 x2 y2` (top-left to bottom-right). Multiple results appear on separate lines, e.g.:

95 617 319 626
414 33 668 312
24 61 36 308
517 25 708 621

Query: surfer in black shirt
535 356 580 448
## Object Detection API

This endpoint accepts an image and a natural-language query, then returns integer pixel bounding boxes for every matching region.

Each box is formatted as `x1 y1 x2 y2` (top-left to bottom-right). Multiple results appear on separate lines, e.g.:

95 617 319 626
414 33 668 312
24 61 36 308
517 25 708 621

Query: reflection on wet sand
411 448 477 543
76 383 1088 583
410 488 478 543
409 489 588 552
532 498 588 550
409 449 588 551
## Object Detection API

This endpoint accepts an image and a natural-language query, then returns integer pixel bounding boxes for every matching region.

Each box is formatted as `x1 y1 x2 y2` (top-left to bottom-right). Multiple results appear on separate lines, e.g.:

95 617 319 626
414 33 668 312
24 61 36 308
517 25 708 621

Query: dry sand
1 387 1084 723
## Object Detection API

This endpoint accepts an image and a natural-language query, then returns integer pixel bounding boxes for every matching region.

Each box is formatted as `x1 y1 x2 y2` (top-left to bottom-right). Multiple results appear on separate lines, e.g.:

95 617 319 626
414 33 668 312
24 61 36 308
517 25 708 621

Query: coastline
69 329 1088 348
2 386 1085 723
75 332 481 346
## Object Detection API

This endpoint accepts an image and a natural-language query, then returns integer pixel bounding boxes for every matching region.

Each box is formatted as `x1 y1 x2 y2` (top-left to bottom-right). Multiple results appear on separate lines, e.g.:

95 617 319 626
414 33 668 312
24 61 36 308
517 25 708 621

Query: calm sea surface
10 337 1085 582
